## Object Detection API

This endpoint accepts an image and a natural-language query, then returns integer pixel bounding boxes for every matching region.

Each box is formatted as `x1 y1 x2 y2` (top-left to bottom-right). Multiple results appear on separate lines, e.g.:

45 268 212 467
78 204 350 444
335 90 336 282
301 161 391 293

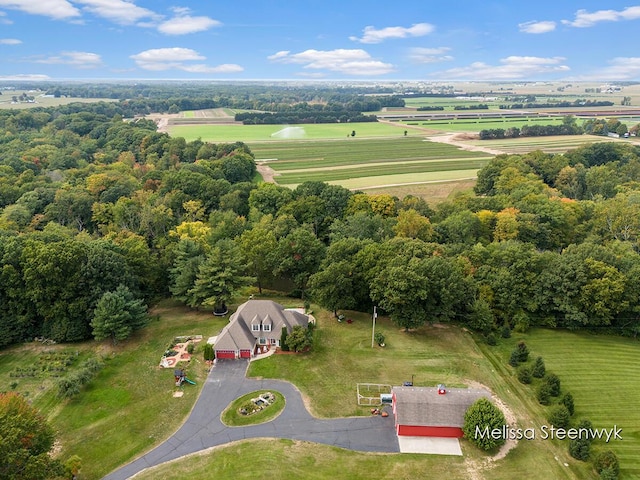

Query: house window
259 337 266 345
252 324 260 332
270 338 277 345
263 323 271 332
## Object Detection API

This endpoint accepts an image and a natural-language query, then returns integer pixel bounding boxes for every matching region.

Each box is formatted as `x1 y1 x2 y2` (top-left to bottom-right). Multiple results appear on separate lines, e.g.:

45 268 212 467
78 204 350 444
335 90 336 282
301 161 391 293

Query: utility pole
371 306 377 348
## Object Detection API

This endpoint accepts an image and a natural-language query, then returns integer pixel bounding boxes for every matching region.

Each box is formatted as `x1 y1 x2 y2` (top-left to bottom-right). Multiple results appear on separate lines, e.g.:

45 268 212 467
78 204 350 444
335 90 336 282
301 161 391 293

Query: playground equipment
174 369 196 387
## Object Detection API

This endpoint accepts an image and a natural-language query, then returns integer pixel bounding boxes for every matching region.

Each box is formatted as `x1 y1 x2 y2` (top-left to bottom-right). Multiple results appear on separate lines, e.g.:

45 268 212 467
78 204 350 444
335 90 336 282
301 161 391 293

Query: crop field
466 134 617 154
252 137 490 188
0 92 116 109
401 116 566 132
485 329 640 479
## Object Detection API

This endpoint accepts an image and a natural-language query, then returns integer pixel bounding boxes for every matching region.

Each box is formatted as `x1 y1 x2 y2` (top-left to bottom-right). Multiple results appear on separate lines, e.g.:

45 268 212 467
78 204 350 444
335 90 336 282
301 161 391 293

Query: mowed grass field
168 121 410 143
252 137 490 188
482 329 640 480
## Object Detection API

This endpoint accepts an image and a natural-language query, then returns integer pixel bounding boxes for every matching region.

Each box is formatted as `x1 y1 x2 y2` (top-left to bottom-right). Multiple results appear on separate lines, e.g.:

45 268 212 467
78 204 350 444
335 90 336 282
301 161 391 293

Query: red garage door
397 425 463 438
215 350 236 359
240 350 251 358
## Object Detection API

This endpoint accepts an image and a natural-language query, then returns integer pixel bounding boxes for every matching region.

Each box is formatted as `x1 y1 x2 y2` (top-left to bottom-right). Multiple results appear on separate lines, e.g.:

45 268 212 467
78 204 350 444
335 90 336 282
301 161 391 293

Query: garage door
240 350 251 358
215 350 236 359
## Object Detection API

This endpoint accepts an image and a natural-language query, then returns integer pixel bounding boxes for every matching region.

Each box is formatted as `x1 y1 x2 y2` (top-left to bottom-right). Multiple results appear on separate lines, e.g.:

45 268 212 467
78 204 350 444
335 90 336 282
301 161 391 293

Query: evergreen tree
189 239 255 310
532 356 546 378
91 285 147 344
463 398 506 451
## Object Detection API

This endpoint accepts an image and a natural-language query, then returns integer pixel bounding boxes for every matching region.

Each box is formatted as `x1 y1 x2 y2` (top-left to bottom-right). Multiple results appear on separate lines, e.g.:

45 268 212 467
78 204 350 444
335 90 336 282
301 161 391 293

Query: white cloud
562 6 640 28
31 51 103 68
581 57 640 81
0 11 12 24
436 56 569 80
0 38 21 44
0 74 51 80
409 47 453 64
130 47 243 74
519 20 556 34
0 0 79 19
157 7 221 35
73 0 159 25
268 48 395 76
350 23 434 44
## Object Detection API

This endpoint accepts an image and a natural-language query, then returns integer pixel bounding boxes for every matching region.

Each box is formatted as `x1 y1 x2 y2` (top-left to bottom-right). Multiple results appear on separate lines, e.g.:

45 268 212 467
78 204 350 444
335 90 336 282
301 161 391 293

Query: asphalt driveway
103 359 399 479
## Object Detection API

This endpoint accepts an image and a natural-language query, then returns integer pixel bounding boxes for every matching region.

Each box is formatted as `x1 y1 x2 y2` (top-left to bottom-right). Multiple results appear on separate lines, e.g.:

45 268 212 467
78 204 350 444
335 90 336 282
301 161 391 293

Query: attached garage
215 350 236 360
239 349 252 358
392 386 491 438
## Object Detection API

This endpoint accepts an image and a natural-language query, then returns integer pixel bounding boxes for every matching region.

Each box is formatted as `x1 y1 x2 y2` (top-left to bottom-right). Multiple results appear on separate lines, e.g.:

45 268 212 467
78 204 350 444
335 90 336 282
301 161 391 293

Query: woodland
2 95 640 349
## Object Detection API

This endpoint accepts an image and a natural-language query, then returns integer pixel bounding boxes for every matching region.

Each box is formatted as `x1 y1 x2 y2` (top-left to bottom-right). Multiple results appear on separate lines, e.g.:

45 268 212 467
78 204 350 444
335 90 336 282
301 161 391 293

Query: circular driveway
103 359 399 480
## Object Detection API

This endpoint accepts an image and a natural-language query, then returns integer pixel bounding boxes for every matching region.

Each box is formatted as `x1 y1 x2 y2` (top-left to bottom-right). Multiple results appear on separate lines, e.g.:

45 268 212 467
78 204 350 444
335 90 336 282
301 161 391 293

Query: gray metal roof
392 386 491 428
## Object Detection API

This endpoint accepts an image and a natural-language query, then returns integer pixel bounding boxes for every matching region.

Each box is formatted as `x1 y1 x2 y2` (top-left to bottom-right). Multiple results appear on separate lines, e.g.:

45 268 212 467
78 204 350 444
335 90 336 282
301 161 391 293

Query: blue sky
1 0 640 81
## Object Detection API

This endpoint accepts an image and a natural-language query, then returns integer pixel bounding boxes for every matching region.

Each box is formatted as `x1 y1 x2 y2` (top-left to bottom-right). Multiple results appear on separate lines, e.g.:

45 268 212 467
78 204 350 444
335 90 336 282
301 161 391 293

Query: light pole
371 306 377 348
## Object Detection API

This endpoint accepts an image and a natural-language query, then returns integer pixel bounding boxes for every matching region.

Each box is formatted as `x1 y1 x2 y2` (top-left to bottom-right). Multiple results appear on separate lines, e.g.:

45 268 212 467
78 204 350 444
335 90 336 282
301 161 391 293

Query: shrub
561 392 575 416
532 356 546 378
463 398 506 451
485 333 497 346
547 405 571 429
374 332 385 346
537 383 552 405
508 350 520 367
187 342 195 354
545 373 561 397
501 326 511 338
280 327 289 352
517 366 532 384
569 438 591 461
515 341 529 362
203 343 214 362
594 450 620 477
599 467 618 480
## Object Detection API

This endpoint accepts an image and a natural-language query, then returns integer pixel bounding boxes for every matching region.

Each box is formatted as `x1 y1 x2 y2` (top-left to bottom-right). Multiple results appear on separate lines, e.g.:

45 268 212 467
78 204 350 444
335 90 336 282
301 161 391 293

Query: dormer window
252 324 260 332
263 323 271 332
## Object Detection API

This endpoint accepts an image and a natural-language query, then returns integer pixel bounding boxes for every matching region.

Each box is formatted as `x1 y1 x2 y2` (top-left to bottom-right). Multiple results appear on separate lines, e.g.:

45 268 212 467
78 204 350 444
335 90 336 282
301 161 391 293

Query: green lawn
12 298 636 479
0 300 229 480
130 305 589 480
485 329 640 479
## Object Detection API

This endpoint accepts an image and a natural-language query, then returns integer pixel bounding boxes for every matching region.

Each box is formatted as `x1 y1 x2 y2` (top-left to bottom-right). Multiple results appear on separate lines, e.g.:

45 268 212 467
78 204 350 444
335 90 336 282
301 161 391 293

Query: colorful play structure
174 369 196 387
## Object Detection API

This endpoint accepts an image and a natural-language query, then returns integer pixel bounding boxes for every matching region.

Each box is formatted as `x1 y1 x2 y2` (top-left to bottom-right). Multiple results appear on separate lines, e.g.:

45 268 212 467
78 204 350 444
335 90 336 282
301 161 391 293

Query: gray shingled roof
215 300 309 352
214 317 255 351
392 386 491 428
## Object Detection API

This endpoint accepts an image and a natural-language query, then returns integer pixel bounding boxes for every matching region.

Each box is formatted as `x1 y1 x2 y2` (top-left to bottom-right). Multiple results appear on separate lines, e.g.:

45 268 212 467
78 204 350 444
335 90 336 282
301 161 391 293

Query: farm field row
252 136 489 187
466 135 618 154
400 117 566 132
252 137 482 167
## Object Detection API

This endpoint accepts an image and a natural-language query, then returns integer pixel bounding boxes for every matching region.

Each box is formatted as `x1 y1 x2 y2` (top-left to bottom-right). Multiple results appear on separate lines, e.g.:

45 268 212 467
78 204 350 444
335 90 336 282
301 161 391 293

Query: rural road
102 359 399 479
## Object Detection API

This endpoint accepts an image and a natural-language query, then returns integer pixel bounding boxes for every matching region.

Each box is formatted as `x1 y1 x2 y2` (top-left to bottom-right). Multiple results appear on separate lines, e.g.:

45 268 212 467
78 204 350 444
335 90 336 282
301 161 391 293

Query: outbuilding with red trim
391 386 491 438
